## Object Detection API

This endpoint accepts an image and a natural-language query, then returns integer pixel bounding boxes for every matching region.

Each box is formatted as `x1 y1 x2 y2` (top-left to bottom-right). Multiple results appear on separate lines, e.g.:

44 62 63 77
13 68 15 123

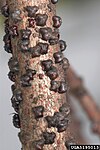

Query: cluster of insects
1 0 74 149
45 104 70 133
32 131 56 149
20 69 37 87
1 4 22 128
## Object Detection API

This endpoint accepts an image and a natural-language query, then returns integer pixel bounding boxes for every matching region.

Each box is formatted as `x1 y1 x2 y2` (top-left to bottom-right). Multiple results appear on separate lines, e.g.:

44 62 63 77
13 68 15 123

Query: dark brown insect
4 19 9 26
26 69 37 80
10 9 21 23
32 105 44 119
19 39 30 52
11 84 16 93
46 66 58 80
1 4 9 17
20 74 31 87
8 57 19 73
20 69 36 87
59 104 70 116
62 58 69 70
4 44 12 53
54 112 69 132
13 113 20 128
32 139 44 150
43 131 56 144
11 89 23 112
49 30 59 45
51 0 58 4
50 80 59 92
3 34 12 53
37 42 49 55
57 118 68 132
59 40 67 52
30 45 41 57
53 51 63 63
45 116 55 128
58 81 68 93
20 29 32 39
45 111 68 132
3 34 11 45
39 27 52 41
41 59 53 71
52 16 62 28
35 14 48 26
4 19 9 34
49 37 58 45
25 6 39 17
8 71 17 82
28 18 35 28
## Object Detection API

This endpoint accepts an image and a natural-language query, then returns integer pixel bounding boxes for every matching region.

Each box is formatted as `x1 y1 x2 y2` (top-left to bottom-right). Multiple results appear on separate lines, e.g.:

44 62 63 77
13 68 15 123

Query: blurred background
0 0 100 149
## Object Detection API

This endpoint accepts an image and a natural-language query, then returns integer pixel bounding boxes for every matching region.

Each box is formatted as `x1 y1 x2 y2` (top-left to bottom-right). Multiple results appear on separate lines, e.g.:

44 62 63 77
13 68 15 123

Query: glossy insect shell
46 66 58 80
51 0 58 4
11 84 16 93
59 40 67 52
19 39 30 52
37 42 49 55
52 16 62 28
39 27 52 41
1 4 9 17
50 80 59 92
8 57 19 73
43 132 56 144
8 71 16 82
53 112 68 132
30 45 41 57
20 29 32 39
53 51 63 63
3 34 11 44
59 104 70 116
58 81 68 93
49 38 58 45
46 111 68 132
45 116 56 128
13 113 20 128
57 119 68 132
20 75 31 87
25 6 39 17
32 105 44 119
26 69 37 80
11 90 22 112
4 44 12 53
41 59 53 71
35 14 48 26
20 69 36 87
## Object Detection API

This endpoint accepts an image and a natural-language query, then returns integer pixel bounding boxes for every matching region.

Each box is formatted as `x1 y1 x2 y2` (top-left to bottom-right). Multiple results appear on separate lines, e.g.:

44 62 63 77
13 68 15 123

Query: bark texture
4 0 76 150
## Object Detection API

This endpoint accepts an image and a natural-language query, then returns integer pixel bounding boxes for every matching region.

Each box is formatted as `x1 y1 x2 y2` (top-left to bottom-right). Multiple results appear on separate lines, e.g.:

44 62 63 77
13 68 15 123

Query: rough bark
3 0 76 149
